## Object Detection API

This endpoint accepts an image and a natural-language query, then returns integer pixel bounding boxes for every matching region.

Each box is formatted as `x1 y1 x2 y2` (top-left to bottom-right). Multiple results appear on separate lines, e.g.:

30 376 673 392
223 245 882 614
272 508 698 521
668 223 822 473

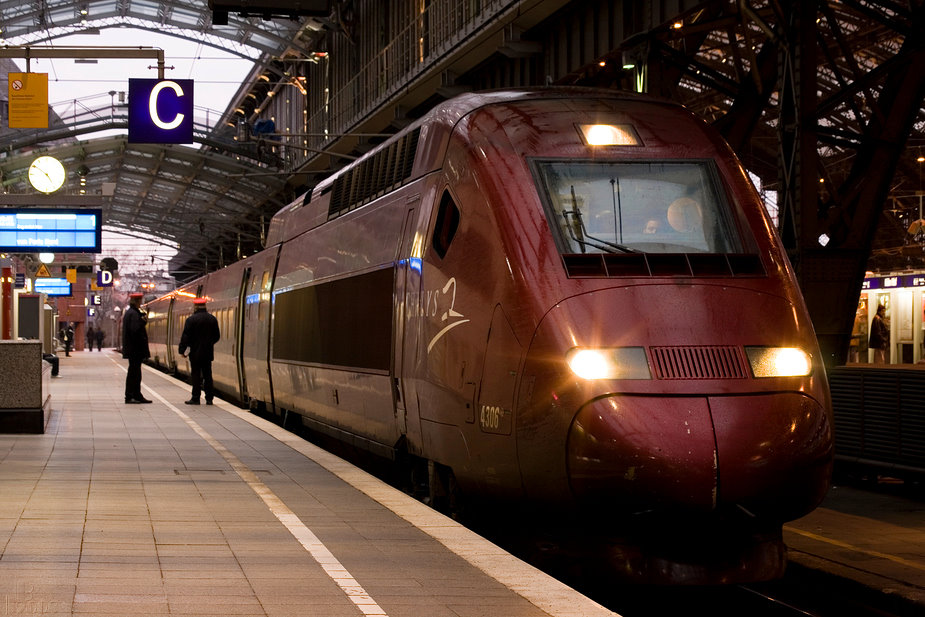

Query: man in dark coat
122 292 152 403
178 297 221 405
63 323 74 356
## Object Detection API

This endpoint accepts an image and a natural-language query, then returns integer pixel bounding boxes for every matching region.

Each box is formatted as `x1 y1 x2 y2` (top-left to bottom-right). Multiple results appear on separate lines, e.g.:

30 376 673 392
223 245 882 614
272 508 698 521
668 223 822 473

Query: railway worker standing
122 292 153 404
178 297 221 405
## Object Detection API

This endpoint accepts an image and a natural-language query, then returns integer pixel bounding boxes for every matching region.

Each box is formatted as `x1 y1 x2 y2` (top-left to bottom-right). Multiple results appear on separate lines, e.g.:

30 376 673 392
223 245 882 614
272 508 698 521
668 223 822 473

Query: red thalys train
145 88 833 584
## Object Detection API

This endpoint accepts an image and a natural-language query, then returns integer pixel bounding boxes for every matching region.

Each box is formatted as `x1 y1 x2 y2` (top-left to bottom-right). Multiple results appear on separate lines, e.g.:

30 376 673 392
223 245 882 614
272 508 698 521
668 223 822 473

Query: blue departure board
0 209 102 252
34 278 72 296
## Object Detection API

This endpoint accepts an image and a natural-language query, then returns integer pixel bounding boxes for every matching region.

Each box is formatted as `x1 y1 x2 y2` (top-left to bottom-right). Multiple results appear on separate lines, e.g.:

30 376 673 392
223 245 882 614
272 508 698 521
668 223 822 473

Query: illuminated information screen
34 278 72 297
0 209 102 252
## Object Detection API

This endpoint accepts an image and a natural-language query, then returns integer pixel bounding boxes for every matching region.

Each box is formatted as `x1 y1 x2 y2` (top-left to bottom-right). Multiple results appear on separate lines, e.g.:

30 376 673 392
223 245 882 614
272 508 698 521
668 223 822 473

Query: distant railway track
563 563 923 617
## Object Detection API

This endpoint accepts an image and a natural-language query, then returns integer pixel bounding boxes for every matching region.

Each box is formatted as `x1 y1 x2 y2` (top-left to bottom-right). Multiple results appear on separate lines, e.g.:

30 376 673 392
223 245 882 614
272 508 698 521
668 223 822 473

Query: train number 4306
479 404 510 434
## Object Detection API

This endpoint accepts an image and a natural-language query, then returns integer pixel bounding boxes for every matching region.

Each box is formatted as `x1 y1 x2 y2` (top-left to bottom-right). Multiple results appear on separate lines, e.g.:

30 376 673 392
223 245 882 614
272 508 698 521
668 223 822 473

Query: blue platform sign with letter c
128 78 194 144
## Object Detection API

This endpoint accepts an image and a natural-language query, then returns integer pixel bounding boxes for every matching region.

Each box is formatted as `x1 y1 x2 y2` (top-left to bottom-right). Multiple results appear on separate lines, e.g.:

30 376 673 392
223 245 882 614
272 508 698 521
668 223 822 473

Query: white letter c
149 81 185 130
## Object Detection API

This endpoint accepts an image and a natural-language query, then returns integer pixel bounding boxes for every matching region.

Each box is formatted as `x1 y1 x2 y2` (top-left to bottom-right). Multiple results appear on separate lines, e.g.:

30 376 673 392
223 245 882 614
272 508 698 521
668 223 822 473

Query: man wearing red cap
122 292 152 404
178 296 221 405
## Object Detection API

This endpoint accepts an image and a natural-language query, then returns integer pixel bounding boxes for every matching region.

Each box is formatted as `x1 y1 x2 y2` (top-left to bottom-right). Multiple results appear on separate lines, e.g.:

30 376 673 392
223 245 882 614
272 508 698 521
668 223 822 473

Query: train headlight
577 123 640 146
745 347 812 378
566 347 651 380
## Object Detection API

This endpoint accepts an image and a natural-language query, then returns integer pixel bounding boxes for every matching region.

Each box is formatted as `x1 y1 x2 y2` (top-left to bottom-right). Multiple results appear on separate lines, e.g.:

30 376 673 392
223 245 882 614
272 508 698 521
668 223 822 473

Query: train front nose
567 392 833 518
520 284 833 519
568 395 719 511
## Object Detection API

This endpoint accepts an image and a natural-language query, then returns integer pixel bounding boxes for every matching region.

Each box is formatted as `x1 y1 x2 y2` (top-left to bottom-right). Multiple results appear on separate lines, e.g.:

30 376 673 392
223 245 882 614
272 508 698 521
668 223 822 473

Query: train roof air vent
327 128 422 220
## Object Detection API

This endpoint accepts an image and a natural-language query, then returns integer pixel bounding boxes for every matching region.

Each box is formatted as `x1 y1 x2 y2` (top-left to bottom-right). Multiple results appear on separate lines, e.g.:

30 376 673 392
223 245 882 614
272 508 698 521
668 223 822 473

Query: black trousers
189 359 214 401
125 358 143 399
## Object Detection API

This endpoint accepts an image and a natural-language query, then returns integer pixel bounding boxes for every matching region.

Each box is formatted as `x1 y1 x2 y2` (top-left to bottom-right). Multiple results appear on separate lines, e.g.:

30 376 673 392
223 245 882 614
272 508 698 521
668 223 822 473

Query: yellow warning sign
8 72 49 128
66 268 77 283
35 263 51 278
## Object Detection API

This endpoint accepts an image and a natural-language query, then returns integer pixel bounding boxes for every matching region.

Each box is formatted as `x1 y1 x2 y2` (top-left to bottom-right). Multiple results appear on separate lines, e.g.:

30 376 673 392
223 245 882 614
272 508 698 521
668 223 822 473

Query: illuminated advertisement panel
0 209 102 252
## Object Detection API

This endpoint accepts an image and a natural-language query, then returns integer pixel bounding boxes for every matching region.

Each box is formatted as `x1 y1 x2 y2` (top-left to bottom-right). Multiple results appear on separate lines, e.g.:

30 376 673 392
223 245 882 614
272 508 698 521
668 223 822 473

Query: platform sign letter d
97 270 113 287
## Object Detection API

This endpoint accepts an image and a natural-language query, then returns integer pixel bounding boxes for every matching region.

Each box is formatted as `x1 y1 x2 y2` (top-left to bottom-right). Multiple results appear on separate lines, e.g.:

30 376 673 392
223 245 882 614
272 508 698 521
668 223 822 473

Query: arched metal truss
0 0 923 368
561 0 925 365
0 0 316 58
0 0 322 279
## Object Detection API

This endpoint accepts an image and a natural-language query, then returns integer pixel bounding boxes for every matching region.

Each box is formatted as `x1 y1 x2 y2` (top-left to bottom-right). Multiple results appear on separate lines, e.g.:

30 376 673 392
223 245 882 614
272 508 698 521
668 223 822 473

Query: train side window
432 190 460 259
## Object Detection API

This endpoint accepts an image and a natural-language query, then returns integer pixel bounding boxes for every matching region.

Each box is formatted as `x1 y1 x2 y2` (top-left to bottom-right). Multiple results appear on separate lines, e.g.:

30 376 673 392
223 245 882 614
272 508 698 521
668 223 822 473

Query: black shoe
136 397 153 404
184 399 200 405
125 398 141 404
205 399 213 405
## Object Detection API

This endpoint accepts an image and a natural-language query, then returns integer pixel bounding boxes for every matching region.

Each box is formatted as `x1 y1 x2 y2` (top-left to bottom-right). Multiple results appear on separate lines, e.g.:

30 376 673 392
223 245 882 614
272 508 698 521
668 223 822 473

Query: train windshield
534 160 741 255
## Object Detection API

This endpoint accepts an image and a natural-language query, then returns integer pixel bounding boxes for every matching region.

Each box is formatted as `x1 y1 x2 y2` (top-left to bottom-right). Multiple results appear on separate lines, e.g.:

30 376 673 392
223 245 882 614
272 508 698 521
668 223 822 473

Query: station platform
0 350 614 617
783 478 925 608
2 351 924 616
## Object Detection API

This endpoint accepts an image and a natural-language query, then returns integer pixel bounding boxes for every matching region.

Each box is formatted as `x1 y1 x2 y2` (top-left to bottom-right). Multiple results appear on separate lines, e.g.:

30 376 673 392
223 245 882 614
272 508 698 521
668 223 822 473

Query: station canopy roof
0 0 322 280
1 1 922 280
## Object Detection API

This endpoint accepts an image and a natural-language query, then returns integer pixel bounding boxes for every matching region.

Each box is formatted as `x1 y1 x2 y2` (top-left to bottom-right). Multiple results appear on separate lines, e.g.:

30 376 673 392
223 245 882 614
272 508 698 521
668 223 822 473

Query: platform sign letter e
128 78 193 144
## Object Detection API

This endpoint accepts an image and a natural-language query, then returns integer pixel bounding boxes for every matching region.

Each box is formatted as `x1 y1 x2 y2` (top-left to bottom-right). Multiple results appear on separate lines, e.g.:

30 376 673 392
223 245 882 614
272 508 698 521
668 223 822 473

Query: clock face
28 156 66 193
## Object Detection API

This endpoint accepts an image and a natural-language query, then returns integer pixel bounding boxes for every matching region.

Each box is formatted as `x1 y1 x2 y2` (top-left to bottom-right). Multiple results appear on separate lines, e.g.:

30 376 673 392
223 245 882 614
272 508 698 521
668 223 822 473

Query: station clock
28 155 66 193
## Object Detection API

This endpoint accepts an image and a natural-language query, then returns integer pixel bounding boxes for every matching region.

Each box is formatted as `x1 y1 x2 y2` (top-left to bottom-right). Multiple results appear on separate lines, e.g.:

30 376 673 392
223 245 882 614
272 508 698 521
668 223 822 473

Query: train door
235 267 251 402
394 204 424 449
474 304 524 491
165 296 176 370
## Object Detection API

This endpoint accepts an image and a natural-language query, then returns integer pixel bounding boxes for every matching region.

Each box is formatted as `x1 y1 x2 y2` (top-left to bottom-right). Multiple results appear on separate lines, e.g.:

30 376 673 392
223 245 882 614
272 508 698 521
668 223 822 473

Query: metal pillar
802 3 925 367
776 0 819 267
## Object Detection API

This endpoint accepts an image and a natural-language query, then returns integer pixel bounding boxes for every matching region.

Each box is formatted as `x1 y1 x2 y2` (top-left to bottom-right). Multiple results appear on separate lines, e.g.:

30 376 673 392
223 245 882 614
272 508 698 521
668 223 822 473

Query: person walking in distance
122 292 152 404
869 304 890 364
86 325 95 352
178 297 221 405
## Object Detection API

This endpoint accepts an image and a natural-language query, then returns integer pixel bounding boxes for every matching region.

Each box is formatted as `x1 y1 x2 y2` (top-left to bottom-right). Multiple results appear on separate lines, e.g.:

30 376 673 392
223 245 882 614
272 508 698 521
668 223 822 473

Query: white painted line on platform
141 362 618 617
114 360 389 617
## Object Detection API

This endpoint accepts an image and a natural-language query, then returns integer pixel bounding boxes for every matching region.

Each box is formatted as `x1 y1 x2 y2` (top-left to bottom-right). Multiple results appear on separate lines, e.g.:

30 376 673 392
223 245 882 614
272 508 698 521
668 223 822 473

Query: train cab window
534 160 743 257
432 190 460 259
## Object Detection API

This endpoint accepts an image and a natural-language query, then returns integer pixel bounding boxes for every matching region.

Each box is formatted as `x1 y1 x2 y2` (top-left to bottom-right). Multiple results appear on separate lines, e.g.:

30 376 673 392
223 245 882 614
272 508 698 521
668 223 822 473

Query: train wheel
428 461 462 520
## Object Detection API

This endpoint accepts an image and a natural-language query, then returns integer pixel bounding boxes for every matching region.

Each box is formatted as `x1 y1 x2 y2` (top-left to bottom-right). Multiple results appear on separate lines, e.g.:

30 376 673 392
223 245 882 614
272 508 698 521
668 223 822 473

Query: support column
1 261 12 340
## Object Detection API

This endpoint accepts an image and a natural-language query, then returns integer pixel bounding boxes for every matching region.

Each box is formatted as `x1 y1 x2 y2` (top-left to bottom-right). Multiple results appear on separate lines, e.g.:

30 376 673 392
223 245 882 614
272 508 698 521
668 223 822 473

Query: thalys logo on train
413 278 470 353
128 78 194 144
